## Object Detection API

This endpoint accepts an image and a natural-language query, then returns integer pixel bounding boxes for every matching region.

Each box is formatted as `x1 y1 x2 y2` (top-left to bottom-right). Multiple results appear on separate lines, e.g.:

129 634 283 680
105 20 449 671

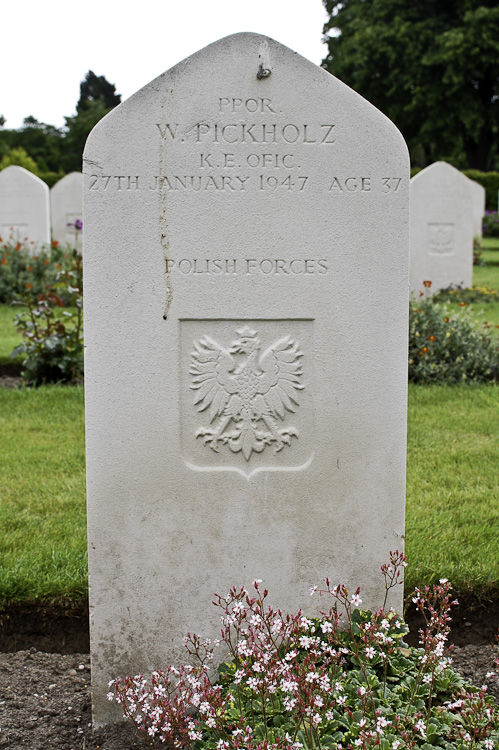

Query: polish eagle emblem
190 327 304 461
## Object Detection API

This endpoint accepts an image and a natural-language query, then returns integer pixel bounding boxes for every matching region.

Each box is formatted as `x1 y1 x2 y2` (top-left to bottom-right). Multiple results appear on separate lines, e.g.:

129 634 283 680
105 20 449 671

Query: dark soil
1 600 499 749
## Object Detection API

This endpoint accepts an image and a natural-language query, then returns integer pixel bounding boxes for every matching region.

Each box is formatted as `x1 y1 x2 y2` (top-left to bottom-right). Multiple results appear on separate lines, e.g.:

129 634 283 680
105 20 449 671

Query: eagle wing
257 336 304 419
190 336 238 422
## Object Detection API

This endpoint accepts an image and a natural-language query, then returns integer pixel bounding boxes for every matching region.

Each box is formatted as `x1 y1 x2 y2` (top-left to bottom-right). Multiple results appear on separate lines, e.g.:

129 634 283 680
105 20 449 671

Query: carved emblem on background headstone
190 327 304 460
428 222 455 255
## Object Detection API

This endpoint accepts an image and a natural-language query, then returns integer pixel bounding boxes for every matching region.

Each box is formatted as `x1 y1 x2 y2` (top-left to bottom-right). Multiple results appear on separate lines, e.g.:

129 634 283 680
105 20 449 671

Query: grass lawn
0 382 498 605
405 383 499 597
0 386 86 603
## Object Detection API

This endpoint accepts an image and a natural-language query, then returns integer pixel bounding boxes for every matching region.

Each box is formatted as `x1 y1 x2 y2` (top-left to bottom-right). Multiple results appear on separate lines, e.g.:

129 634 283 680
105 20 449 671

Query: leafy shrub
0 234 77 304
482 211 499 238
11 250 83 386
409 298 499 384
110 554 499 749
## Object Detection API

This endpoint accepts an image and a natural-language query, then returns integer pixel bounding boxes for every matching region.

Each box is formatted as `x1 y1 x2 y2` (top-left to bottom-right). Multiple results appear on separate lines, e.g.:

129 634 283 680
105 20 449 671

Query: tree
62 71 121 172
77 70 121 113
321 0 499 170
0 146 40 174
0 118 64 175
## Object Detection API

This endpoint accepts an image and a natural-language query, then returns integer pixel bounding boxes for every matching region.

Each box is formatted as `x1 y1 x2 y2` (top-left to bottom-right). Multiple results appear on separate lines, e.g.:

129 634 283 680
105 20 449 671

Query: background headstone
50 172 83 249
410 161 474 295
467 177 486 239
0 165 50 251
83 33 410 725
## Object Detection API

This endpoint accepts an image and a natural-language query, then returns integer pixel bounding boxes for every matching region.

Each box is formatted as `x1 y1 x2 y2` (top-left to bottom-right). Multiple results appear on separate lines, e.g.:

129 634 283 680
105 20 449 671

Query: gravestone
50 172 83 249
0 165 50 251
410 161 474 295
467 177 486 239
83 32 410 725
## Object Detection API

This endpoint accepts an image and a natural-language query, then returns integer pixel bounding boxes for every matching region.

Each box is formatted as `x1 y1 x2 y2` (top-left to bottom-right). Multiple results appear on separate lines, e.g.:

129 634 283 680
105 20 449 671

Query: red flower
423 280 432 288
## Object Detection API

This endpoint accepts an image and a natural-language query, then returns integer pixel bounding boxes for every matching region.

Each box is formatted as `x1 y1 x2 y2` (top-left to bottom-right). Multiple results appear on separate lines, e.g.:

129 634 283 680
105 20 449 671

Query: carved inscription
165 258 328 275
86 95 404 196
428 223 455 256
190 327 304 461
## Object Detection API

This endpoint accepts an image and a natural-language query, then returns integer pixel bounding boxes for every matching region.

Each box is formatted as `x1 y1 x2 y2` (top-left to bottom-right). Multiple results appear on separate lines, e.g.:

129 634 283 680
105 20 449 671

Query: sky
2 0 329 131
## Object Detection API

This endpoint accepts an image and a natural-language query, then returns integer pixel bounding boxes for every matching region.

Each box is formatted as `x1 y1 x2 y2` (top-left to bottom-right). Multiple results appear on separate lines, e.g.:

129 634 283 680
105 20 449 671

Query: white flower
415 719 426 738
351 594 362 607
106 692 114 701
365 647 376 659
310 586 318 596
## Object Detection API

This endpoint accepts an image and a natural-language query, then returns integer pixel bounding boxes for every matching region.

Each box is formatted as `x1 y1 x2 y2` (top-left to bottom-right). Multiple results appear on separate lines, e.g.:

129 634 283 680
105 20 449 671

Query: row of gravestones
0 162 483 295
0 166 83 250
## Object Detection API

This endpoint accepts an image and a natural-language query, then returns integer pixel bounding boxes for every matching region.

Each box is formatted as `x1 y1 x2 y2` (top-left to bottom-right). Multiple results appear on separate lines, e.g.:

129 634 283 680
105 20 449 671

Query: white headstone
467 178 486 239
50 172 83 249
410 161 474 295
83 33 410 725
0 165 50 251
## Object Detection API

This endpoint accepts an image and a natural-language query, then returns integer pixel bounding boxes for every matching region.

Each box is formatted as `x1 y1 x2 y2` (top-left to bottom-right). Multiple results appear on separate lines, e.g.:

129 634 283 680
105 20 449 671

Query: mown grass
0 382 498 605
405 383 499 598
0 386 87 603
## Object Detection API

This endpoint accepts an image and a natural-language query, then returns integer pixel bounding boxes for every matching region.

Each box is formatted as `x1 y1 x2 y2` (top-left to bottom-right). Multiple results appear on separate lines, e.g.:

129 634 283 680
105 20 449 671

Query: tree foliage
322 0 499 170
77 70 121 113
0 70 121 176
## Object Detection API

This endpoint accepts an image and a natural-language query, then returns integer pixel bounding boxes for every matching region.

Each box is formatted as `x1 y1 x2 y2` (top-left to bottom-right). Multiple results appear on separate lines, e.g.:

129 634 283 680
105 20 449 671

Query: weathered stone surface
83 33 410 725
50 172 83 249
410 161 474 295
0 165 50 251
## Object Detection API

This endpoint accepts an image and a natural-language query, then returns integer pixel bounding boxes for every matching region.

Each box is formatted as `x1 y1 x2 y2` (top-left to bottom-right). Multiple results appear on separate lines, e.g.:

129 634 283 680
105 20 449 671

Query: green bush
409 298 499 384
11 251 83 386
0 237 76 304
